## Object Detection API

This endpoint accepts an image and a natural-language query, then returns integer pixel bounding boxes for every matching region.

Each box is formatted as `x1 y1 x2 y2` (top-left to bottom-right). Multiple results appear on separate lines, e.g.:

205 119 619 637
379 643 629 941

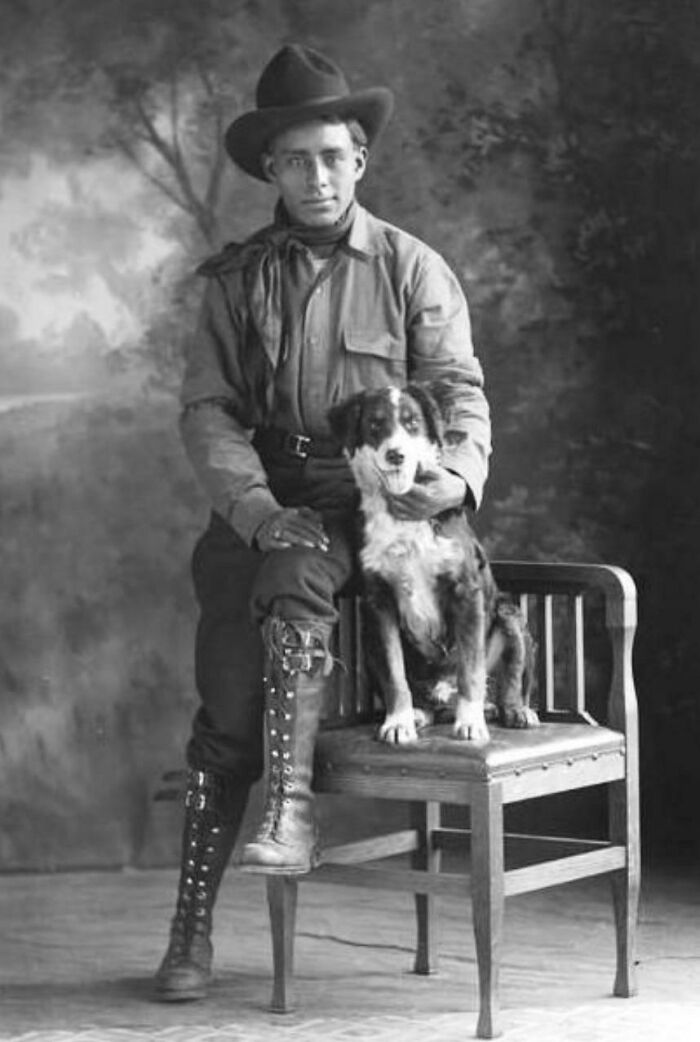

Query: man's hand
255 506 330 553
387 466 467 521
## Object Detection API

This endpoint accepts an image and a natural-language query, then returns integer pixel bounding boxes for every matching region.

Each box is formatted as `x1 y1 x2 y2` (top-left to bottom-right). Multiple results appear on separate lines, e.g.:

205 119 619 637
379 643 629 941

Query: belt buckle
286 433 311 460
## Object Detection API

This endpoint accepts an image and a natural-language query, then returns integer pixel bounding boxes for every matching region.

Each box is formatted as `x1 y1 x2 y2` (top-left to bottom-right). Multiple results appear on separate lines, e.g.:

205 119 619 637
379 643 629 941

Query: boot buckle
282 649 314 673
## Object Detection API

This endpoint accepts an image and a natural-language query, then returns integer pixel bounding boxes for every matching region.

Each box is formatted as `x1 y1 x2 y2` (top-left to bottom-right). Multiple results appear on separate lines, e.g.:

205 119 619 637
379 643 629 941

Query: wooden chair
264 560 640 1039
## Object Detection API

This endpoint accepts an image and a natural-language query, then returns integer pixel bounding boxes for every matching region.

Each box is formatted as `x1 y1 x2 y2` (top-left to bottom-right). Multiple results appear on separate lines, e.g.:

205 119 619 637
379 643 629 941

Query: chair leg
471 785 505 1040
609 778 640 997
411 801 441 975
266 875 299 1013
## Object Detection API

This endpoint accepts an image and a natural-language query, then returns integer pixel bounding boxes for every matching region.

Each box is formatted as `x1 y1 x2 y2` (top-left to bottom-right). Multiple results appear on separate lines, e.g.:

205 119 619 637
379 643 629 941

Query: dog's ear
327 393 365 453
404 382 444 446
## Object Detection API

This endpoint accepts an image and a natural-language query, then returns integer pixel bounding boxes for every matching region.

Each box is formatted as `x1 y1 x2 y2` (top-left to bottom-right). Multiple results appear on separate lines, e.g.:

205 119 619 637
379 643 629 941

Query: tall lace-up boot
154 768 249 1001
238 618 334 875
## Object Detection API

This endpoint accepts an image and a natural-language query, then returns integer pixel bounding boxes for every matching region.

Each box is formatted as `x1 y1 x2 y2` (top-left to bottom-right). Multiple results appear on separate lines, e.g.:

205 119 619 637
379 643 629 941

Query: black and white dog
328 383 539 745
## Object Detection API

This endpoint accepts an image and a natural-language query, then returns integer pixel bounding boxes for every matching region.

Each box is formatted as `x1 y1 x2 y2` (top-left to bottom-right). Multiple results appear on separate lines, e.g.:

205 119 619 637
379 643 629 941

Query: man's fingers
388 488 434 520
277 513 330 550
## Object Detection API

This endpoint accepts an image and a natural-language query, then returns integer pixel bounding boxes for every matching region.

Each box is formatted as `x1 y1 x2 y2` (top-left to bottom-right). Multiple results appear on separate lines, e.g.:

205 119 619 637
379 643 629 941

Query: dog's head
328 383 443 495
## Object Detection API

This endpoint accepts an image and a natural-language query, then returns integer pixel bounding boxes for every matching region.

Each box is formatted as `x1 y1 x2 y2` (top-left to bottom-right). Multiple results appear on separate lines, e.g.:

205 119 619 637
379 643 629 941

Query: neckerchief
240 200 356 420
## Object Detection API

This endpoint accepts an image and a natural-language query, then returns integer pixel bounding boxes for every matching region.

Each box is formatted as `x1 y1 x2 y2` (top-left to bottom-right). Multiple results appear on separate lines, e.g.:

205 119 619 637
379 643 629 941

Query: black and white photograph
0 2 698 1040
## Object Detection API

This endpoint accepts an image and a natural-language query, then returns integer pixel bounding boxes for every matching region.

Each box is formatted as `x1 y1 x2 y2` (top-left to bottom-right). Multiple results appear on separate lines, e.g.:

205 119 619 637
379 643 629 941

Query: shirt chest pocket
341 330 407 397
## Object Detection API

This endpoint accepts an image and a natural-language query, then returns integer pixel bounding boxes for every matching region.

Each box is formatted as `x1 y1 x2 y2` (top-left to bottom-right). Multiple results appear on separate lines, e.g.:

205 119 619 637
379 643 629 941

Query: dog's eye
403 416 420 433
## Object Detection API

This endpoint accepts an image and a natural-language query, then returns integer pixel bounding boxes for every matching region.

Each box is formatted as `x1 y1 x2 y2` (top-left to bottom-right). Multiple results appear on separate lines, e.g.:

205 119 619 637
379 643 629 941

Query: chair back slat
322 597 377 727
535 594 555 713
353 598 372 718
569 595 587 716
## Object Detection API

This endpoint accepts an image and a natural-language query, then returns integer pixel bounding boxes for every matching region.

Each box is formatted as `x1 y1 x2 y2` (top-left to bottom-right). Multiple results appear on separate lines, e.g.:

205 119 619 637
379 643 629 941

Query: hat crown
256 44 350 110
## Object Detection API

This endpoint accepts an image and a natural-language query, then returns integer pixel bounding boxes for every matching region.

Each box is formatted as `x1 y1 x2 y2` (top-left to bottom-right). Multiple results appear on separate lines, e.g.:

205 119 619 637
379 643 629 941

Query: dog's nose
385 447 405 467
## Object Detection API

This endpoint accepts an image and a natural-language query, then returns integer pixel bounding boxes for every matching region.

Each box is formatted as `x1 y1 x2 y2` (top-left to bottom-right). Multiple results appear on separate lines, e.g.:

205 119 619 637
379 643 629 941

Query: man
155 43 491 1001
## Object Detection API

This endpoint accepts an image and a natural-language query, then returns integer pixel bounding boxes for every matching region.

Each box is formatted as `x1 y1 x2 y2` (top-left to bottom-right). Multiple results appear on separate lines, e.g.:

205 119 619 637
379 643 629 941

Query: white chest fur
360 491 462 652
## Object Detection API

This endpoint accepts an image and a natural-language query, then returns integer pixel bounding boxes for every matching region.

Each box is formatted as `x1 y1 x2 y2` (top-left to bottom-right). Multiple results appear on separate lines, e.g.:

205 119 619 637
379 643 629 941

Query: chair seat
314 721 626 799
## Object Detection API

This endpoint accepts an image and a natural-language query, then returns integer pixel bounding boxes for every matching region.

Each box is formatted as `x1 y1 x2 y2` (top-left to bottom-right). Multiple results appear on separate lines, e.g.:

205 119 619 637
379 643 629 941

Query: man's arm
179 277 281 545
405 249 492 510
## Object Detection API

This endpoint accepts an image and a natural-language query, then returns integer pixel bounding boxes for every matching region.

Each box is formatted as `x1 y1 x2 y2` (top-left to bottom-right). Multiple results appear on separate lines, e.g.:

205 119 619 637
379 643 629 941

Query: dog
328 382 539 744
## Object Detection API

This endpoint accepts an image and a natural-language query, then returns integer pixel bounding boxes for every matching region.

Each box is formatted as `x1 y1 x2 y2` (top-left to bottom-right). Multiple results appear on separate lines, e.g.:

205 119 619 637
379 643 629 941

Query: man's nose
385 447 405 467
306 158 328 189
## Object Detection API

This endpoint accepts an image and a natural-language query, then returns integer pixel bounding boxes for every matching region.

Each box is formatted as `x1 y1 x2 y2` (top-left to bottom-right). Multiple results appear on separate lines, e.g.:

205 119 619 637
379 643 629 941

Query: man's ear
354 146 368 181
261 152 277 183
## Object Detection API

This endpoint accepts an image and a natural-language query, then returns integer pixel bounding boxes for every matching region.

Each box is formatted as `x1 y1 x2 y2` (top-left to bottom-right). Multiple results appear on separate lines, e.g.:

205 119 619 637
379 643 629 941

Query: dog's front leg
453 588 490 742
370 608 418 745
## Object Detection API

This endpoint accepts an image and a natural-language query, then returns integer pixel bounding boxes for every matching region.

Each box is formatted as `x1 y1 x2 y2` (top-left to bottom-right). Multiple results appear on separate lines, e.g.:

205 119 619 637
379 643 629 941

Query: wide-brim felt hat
225 44 394 181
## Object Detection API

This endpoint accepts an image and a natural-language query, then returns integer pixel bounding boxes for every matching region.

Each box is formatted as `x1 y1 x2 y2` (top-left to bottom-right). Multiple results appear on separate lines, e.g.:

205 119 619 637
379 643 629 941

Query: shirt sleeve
179 278 280 544
405 250 492 508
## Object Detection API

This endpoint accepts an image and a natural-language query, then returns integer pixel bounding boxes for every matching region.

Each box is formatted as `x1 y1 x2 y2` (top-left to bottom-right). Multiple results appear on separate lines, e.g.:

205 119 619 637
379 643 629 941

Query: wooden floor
0 863 698 1041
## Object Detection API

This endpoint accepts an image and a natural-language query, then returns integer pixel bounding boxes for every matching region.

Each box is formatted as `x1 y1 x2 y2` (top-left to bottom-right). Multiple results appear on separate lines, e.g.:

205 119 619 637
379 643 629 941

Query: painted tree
1 0 280 247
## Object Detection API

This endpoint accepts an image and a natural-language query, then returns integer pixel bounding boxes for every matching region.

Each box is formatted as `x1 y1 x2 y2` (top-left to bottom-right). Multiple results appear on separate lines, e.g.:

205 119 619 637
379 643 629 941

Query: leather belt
253 427 343 461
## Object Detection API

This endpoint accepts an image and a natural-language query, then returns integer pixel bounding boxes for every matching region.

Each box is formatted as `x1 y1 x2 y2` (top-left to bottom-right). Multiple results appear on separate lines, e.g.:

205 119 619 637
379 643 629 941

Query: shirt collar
343 204 380 259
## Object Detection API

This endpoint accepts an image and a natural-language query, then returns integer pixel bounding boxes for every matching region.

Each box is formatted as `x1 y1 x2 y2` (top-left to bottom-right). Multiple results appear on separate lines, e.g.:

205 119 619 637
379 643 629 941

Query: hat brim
224 87 394 181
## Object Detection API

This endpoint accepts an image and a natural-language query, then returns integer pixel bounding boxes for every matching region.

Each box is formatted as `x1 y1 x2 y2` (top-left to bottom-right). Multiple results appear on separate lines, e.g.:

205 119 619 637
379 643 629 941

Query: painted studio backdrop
0 0 698 870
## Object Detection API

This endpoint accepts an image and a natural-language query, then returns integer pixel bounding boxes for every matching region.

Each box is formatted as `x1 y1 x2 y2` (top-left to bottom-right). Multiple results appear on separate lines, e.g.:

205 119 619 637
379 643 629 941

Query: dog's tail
493 595 538 709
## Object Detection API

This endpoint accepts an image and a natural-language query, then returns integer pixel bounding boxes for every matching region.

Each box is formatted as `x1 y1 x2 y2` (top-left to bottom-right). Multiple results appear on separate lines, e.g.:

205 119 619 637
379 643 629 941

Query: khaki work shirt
180 204 492 545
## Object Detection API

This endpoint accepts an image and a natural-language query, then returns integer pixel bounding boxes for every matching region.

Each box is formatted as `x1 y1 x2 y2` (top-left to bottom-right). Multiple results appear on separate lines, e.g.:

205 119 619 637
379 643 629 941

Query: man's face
262 120 367 227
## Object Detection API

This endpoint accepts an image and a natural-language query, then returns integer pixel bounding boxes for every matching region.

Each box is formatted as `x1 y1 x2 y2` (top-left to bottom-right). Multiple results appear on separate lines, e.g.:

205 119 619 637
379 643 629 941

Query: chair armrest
492 561 637 631
492 560 638 743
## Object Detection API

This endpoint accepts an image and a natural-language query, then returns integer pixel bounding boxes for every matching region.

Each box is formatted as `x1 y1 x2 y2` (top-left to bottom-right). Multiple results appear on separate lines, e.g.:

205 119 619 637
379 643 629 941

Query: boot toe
155 959 210 1002
237 838 318 875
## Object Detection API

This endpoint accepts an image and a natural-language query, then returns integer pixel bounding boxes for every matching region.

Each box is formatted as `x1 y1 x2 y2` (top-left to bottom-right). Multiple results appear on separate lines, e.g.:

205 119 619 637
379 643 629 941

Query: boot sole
155 986 208 1002
236 861 315 876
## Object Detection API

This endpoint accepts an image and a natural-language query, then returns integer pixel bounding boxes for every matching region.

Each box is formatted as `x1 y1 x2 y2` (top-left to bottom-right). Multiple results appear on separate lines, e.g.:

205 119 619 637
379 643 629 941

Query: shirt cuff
227 487 281 546
445 468 476 511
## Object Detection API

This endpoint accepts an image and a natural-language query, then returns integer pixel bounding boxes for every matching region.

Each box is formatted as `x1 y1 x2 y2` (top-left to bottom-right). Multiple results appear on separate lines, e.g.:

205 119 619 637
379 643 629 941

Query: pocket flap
344 330 405 360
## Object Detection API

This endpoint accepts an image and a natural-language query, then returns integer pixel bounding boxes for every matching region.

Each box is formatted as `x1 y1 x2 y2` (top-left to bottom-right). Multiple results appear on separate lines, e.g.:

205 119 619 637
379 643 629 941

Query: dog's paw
484 700 499 722
501 705 540 729
378 711 418 745
413 707 434 731
453 702 490 742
